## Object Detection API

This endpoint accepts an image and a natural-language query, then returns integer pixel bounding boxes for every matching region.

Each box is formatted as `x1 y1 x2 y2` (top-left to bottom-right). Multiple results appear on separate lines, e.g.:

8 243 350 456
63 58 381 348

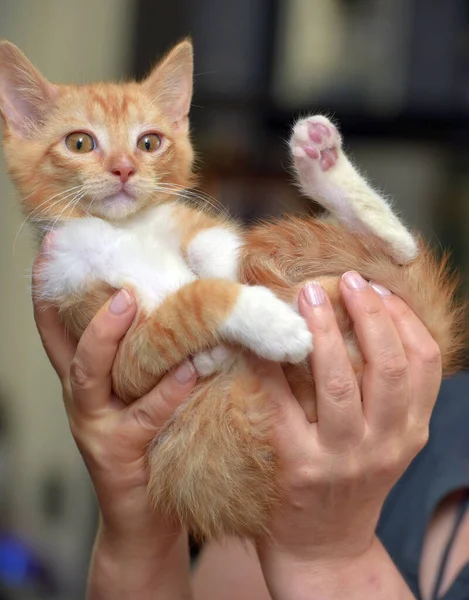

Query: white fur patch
40 204 196 312
220 286 313 363
187 226 243 280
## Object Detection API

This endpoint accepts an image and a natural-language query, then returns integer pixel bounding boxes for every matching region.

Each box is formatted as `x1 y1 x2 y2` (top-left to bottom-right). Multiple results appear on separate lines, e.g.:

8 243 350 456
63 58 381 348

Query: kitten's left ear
142 39 193 127
0 41 58 137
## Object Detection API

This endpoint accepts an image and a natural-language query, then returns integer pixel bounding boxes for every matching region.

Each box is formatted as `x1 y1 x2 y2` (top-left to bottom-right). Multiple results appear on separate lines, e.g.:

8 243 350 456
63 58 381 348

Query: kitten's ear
0 41 58 137
142 39 193 127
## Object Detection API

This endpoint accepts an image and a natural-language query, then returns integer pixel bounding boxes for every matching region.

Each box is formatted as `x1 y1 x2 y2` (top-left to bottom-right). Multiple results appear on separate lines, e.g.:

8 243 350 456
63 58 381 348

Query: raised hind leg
290 115 418 264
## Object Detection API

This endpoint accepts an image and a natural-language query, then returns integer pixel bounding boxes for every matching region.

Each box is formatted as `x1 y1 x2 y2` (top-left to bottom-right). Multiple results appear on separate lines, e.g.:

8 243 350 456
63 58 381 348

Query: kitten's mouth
97 190 138 218
101 190 136 206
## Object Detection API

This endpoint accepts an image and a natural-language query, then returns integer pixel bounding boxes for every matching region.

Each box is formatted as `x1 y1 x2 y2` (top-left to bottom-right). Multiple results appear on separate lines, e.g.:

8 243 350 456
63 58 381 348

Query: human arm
193 537 412 600
33 246 197 600
259 537 414 600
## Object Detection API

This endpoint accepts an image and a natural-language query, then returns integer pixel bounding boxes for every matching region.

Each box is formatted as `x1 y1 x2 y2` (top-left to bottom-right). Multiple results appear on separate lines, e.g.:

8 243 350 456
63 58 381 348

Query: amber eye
65 132 96 153
137 133 162 152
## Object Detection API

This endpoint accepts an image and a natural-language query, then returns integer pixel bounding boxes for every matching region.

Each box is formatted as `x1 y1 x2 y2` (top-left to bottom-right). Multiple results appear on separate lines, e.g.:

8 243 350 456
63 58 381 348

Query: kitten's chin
95 192 140 220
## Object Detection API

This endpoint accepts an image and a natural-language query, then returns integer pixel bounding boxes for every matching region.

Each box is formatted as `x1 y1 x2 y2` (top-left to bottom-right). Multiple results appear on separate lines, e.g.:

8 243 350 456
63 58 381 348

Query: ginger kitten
0 39 463 541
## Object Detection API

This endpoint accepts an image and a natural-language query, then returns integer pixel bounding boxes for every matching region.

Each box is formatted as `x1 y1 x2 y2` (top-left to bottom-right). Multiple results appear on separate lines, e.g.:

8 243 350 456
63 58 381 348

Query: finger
125 360 198 446
299 283 364 448
32 234 76 380
371 284 442 426
70 290 136 416
340 272 410 432
248 356 314 463
249 356 305 418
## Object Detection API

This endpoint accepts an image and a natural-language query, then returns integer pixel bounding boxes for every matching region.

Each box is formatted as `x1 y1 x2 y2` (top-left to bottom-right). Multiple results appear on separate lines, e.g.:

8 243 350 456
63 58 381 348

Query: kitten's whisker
154 181 228 213
46 190 86 233
29 191 82 223
151 184 230 217
13 185 85 255
26 189 85 232
20 185 84 225
157 181 221 204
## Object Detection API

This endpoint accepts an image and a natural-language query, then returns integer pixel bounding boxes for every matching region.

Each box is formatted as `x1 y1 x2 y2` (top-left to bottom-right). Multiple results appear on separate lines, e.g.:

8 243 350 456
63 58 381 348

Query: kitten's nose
110 160 136 183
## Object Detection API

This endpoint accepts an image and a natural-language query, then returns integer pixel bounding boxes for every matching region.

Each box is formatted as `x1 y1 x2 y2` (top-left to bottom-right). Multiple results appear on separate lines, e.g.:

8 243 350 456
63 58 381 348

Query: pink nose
111 163 136 183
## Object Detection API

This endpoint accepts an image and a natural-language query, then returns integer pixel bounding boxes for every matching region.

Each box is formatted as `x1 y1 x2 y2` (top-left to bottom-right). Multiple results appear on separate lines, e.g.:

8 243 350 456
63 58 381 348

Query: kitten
0 39 463 541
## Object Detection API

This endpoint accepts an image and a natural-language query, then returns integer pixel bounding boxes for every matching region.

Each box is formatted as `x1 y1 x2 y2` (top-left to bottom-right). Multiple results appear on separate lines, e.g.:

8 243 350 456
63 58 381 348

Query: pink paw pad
309 146 338 171
307 122 332 144
303 121 339 172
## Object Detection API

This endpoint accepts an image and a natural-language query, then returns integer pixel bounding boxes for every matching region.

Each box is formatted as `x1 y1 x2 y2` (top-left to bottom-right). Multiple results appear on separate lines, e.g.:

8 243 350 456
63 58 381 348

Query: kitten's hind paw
193 345 235 376
291 115 341 173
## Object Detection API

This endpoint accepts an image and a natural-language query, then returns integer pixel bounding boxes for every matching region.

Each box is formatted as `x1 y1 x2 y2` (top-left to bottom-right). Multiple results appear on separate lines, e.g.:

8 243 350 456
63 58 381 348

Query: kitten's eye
65 132 96 153
137 133 162 152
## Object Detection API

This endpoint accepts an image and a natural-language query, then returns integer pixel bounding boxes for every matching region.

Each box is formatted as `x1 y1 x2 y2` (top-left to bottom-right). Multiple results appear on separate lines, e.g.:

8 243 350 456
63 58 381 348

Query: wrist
87 521 192 600
98 515 182 560
96 481 182 540
259 537 414 600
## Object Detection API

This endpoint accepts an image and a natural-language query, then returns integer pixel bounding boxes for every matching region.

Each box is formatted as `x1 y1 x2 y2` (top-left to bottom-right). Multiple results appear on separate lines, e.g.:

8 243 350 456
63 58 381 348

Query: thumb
125 360 197 446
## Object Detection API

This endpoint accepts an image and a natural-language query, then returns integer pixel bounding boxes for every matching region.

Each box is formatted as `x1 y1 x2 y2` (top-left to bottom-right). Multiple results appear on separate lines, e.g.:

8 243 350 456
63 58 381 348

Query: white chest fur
39 202 315 371
40 203 196 311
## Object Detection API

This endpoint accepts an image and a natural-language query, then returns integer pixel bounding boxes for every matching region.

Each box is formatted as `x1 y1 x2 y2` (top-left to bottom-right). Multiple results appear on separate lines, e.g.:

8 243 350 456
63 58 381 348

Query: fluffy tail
147 355 280 541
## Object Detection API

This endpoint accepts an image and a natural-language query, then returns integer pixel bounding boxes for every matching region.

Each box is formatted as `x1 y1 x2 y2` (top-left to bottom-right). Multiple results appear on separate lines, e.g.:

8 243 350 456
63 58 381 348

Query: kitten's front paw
291 115 342 173
221 287 313 364
193 345 235 376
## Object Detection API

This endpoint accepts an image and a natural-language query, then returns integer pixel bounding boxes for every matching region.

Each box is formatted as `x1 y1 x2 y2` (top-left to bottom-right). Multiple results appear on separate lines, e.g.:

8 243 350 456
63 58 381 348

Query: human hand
32 240 198 598
257 271 441 597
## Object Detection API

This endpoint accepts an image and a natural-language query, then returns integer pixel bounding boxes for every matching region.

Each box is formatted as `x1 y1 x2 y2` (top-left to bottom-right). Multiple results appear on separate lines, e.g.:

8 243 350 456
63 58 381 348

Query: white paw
193 345 235 376
221 286 313 364
290 115 342 178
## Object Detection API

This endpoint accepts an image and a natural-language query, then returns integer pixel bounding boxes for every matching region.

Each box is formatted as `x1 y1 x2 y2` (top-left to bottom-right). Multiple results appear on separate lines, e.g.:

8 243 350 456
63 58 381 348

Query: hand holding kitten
257 274 440 600
33 240 197 599
194 275 439 600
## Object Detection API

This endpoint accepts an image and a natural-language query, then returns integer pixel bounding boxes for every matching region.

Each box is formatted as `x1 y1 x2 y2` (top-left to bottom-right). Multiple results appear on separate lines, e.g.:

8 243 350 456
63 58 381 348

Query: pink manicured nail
174 360 196 384
343 271 368 290
109 289 133 314
304 282 326 306
370 282 392 296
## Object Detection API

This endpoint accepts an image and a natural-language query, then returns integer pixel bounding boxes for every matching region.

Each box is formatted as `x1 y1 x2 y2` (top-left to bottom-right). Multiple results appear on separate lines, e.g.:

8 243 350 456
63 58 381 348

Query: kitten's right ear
0 41 58 137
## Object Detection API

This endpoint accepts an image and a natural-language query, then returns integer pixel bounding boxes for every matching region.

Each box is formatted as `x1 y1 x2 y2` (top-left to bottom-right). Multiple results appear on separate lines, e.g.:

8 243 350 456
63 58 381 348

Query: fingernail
370 282 392 296
109 289 133 314
304 282 326 306
174 360 196 384
343 271 368 290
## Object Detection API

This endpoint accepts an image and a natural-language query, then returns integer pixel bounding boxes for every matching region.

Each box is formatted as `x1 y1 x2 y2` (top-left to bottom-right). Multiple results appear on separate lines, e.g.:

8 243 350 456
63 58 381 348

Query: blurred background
0 0 468 597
